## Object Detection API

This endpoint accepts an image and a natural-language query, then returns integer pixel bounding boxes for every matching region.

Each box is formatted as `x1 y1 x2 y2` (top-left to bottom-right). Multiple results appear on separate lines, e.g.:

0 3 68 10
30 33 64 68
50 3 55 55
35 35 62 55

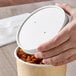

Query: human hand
35 3 76 66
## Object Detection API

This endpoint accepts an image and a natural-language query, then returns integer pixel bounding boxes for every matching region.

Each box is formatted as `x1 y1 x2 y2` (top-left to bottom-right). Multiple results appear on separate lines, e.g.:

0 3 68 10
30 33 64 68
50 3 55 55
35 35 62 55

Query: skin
35 3 76 66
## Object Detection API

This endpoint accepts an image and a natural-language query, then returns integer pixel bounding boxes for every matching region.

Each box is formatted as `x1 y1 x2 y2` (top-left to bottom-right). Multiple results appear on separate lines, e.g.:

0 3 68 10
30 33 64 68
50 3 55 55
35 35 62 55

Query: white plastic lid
17 5 68 54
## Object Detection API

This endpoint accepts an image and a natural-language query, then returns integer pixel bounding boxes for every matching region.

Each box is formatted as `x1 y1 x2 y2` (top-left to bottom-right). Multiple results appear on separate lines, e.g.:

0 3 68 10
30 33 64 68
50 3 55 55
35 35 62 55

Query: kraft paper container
14 47 66 76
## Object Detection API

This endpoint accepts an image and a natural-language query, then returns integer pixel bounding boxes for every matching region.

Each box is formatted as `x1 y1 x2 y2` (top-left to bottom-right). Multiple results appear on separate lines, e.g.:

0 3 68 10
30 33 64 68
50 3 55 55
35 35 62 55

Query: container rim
14 47 52 67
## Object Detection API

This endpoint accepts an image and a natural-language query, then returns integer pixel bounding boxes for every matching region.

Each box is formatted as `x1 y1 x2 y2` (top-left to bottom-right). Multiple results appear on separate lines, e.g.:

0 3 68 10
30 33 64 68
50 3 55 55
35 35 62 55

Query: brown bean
17 48 44 64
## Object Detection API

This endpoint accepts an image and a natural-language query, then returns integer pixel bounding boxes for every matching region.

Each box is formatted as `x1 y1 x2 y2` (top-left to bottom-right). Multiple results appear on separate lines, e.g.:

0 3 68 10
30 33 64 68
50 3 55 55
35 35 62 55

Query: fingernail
42 59 49 65
37 46 43 52
55 3 60 5
36 49 40 52
42 59 46 63
35 52 43 58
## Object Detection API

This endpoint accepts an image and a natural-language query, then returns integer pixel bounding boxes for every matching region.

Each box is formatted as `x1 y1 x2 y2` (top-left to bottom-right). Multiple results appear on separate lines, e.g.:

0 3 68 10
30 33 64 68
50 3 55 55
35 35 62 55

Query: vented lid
17 5 68 54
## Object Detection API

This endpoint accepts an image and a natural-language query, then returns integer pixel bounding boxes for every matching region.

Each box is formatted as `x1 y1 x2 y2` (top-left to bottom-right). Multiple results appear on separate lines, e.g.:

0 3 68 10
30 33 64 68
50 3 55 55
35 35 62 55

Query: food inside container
17 48 44 64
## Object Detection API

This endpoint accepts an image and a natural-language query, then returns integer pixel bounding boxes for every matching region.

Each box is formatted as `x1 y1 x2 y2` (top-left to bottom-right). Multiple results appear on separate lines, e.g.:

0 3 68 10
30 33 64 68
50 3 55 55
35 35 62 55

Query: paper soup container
15 5 69 76
14 47 66 76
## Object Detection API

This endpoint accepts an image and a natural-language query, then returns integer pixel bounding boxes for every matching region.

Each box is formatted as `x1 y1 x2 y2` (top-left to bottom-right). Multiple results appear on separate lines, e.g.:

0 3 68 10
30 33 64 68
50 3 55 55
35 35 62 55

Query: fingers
36 39 72 59
37 23 70 52
42 48 76 66
56 3 74 15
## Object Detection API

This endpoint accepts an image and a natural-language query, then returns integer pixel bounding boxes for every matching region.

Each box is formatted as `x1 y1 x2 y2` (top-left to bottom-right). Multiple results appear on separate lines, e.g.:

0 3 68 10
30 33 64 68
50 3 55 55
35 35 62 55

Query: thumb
56 3 74 16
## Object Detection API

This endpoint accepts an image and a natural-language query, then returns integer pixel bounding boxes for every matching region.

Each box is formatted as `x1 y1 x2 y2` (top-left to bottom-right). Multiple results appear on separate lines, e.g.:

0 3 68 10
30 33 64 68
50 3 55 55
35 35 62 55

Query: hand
35 3 76 66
